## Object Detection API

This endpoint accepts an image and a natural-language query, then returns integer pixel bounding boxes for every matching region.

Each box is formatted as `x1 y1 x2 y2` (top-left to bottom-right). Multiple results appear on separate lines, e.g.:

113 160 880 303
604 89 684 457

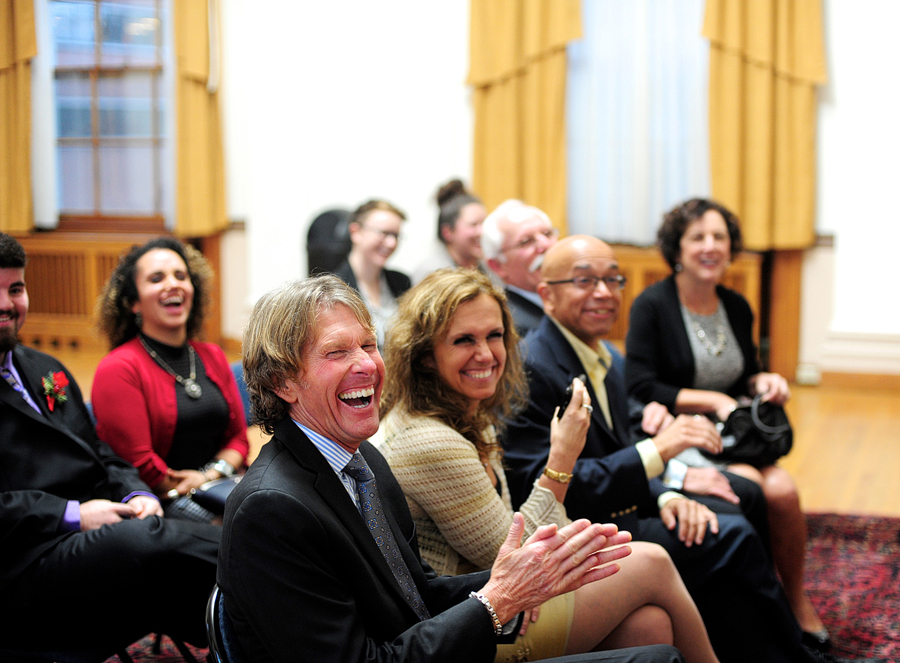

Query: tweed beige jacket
377 405 570 576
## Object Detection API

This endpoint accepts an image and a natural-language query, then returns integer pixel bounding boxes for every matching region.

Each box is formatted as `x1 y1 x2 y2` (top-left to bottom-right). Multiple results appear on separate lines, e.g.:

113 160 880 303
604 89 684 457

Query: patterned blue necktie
344 452 430 620
1 366 41 413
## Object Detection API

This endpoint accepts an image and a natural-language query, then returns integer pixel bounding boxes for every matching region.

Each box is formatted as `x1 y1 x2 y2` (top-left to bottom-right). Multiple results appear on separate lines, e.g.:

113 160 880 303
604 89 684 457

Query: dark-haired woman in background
92 237 248 519
624 199 827 648
412 179 487 284
334 199 410 349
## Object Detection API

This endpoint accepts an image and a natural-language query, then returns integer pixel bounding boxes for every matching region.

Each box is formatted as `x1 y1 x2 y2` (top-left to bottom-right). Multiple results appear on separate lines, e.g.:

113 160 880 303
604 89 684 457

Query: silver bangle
211 458 237 478
199 459 236 480
469 591 503 636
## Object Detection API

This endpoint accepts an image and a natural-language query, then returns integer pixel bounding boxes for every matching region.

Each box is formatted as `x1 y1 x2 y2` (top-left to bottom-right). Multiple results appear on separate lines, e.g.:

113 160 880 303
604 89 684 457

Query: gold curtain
173 0 227 236
0 0 36 234
704 0 826 250
468 0 581 230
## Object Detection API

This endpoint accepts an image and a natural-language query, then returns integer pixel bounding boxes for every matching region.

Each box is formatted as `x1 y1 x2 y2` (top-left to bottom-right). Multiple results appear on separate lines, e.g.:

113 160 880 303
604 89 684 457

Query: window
50 0 169 231
565 0 710 245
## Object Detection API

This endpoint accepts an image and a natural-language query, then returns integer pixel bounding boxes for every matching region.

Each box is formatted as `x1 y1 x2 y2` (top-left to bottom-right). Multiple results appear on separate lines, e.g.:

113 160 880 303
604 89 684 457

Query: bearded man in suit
218 273 686 663
0 233 219 656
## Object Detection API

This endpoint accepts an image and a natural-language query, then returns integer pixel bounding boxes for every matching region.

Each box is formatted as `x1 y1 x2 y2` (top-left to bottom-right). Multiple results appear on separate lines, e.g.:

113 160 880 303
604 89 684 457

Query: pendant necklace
689 308 727 356
139 335 203 399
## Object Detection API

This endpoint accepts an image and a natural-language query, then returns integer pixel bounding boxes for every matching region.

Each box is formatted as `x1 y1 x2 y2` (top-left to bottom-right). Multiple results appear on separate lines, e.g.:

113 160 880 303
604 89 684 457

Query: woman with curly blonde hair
378 268 720 663
92 237 248 521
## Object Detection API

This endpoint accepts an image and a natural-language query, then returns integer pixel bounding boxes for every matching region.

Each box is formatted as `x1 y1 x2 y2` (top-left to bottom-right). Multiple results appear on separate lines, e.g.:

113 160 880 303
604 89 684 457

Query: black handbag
190 475 242 515
701 394 793 468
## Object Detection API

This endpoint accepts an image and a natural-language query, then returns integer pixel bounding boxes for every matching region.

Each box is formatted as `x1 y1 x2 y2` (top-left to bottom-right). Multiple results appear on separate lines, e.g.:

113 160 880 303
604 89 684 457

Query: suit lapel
540 318 625 449
275 419 420 612
604 359 630 442
9 346 108 464
2 349 60 423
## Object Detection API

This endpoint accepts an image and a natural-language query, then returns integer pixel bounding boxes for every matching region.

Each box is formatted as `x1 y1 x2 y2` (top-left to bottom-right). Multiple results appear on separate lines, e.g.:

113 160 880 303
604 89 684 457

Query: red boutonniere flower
41 371 69 412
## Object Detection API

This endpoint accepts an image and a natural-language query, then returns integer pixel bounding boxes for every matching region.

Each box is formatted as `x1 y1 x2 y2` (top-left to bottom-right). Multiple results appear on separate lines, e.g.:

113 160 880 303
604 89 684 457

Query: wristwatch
543 466 574 483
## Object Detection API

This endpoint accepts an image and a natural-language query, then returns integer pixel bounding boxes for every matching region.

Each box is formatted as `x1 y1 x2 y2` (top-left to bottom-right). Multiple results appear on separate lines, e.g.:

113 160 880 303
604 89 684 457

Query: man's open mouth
339 387 375 408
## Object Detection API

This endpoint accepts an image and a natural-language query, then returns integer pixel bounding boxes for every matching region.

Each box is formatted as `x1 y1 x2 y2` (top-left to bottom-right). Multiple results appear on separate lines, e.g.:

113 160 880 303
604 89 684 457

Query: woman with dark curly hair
92 237 248 520
625 198 828 649
378 268 721 663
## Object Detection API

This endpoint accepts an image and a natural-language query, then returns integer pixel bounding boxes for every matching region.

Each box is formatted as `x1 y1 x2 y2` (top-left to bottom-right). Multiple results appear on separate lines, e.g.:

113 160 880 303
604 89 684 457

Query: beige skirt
494 591 575 662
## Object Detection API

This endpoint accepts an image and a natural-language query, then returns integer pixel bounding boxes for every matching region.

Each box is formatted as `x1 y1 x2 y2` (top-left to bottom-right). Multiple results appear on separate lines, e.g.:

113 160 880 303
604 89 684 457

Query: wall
219 1 900 379
219 1 473 333
799 0 900 379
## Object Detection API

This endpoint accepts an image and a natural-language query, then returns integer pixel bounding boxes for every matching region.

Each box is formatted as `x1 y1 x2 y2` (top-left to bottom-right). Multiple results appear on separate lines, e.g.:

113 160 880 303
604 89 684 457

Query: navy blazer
0 345 149 588
218 416 496 663
502 317 664 532
504 287 545 339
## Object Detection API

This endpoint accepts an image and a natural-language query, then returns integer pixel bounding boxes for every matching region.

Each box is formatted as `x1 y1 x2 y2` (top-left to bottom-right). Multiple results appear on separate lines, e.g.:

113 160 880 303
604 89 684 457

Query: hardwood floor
782 384 900 517
49 344 900 518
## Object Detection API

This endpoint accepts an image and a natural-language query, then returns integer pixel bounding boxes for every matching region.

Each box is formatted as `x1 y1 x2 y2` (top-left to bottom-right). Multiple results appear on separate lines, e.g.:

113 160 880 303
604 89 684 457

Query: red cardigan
91 336 249 488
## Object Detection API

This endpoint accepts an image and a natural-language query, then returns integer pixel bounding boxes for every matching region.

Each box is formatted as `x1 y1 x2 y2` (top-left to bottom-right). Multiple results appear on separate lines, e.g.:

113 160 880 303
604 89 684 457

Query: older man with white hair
481 200 560 337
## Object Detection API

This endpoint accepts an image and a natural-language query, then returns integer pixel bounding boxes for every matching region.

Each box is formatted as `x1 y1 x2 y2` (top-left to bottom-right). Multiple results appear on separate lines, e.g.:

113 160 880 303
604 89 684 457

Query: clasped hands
479 513 632 626
78 495 163 531
643 402 725 547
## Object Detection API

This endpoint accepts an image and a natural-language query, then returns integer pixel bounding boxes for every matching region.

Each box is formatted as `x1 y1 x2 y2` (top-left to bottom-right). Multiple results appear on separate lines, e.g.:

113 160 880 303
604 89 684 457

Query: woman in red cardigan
92 237 248 521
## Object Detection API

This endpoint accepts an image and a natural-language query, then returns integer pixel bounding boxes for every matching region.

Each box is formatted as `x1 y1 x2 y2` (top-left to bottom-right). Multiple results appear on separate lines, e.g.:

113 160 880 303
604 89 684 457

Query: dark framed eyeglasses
544 274 627 292
500 227 560 252
360 226 401 242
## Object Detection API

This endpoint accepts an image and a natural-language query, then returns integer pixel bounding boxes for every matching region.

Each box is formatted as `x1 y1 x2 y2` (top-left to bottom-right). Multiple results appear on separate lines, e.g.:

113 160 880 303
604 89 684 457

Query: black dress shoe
802 628 832 652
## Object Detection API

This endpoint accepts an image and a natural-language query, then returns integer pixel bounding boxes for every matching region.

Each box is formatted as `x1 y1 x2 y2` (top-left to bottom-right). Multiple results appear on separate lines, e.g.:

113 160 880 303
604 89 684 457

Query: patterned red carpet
804 513 900 661
108 513 900 662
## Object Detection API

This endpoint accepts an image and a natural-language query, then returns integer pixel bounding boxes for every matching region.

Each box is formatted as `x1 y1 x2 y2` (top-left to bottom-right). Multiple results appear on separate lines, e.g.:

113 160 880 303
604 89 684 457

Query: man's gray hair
481 200 552 261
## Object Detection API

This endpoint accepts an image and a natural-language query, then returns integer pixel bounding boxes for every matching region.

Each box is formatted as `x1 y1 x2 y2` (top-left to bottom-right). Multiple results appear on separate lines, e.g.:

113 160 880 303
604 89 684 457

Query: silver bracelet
468 591 503 636
211 458 236 478
199 459 236 480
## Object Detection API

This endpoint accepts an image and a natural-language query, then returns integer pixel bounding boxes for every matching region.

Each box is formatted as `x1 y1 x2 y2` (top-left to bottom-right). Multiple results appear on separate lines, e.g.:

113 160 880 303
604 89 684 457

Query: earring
134 312 143 328
674 263 683 272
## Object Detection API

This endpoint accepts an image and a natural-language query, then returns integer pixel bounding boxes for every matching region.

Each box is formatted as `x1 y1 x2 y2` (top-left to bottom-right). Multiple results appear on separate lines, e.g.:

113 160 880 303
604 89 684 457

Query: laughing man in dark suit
219 273 686 663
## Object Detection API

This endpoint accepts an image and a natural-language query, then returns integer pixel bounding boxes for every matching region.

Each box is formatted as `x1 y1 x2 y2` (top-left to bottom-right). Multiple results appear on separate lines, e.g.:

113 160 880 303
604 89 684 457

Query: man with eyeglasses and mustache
499 235 869 663
482 199 560 338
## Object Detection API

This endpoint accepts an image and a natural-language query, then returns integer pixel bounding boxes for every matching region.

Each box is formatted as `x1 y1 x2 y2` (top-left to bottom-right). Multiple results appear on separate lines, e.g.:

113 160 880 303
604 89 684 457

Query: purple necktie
2 367 41 413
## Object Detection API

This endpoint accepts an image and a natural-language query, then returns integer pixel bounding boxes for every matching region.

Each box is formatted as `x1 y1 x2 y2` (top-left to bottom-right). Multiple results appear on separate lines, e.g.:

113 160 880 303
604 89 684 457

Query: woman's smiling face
430 293 506 410
131 248 194 343
678 209 732 284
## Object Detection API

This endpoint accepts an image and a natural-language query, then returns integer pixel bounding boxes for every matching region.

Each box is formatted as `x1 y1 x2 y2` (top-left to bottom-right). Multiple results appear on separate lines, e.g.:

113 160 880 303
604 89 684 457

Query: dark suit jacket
218 417 497 663
503 317 663 531
625 276 759 408
504 287 545 339
334 260 411 300
0 345 150 589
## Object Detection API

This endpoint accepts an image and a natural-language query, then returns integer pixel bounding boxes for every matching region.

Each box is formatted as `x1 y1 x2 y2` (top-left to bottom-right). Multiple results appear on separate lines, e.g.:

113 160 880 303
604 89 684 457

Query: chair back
230 361 252 422
206 584 247 663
